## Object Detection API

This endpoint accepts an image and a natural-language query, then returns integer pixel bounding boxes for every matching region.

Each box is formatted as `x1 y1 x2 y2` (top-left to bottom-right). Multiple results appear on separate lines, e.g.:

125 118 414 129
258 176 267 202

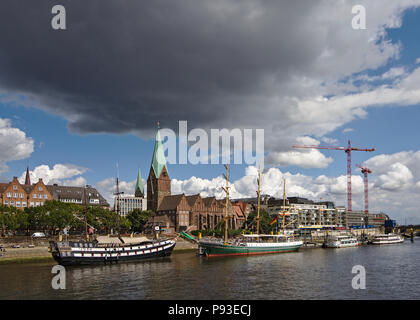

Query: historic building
146 128 248 233
0 167 109 209
0 170 52 209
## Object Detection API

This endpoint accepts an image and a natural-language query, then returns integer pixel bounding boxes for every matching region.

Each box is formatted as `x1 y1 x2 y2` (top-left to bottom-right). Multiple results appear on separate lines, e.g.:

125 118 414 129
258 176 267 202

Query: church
146 127 250 234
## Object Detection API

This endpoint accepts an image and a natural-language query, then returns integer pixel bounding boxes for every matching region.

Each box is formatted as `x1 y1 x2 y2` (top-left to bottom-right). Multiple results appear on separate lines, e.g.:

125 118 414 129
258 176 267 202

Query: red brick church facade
146 128 250 233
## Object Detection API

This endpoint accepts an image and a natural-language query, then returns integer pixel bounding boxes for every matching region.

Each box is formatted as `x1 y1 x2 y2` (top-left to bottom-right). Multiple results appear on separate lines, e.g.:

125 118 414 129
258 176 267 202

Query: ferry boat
325 235 360 248
371 233 404 245
49 237 176 266
199 234 303 257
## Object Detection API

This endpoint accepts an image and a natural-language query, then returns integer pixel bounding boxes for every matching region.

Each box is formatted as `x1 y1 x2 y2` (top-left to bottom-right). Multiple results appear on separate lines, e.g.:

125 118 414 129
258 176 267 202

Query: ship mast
83 186 88 241
256 167 261 236
114 163 124 240
223 164 230 246
282 179 286 233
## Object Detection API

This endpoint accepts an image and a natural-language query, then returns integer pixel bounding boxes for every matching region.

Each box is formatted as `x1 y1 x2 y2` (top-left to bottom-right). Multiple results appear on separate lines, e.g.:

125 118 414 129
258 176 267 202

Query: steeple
25 166 31 185
134 168 144 197
147 123 171 212
151 127 168 178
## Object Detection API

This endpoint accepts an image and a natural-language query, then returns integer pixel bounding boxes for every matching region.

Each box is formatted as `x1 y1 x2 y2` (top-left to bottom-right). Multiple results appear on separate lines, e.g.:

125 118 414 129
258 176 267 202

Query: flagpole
256 167 261 236
223 164 230 246
282 179 286 234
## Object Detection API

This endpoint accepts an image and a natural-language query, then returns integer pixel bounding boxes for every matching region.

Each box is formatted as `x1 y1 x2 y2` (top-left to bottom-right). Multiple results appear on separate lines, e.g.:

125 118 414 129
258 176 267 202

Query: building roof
150 129 168 178
185 194 200 207
0 183 8 193
233 205 245 219
158 194 185 211
202 196 216 206
46 185 109 207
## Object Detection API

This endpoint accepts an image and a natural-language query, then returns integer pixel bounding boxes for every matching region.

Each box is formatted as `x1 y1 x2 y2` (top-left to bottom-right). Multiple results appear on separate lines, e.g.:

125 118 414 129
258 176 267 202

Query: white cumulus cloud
19 164 88 185
0 118 34 173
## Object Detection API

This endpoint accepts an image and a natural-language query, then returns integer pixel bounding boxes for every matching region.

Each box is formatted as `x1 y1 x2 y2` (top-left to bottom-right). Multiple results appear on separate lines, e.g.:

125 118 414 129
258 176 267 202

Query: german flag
270 216 278 225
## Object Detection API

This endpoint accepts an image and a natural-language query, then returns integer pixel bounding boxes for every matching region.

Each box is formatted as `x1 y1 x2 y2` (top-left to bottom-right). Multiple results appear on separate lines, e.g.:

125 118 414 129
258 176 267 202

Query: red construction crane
292 140 375 211
356 164 372 213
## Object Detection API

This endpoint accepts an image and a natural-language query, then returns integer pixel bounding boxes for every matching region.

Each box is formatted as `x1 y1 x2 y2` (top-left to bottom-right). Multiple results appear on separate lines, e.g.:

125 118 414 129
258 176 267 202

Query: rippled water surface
0 240 419 299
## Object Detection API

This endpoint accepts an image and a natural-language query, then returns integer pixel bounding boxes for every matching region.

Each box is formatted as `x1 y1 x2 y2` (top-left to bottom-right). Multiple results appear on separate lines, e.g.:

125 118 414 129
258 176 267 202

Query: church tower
147 126 171 212
24 166 31 185
134 168 144 197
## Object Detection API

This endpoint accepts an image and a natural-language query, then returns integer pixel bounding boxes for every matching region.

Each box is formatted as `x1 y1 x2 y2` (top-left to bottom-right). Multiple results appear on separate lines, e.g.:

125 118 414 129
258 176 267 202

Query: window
39 187 43 191
16 201 20 207
33 194 37 198
22 202 27 207
35 202 40 206
6 192 11 198
20 193 24 198
10 201 14 206
4 200 8 205
44 194 48 199
13 193 17 198
13 185 17 190
30 202 34 207
39 194 42 198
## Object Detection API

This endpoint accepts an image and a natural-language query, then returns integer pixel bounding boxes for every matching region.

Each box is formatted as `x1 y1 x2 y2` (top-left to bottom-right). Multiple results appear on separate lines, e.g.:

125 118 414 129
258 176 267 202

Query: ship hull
325 242 361 248
199 241 302 257
49 239 176 266
371 239 404 245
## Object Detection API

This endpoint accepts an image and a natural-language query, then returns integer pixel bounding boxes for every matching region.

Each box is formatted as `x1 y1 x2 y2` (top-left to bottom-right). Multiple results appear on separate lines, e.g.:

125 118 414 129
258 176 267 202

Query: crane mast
356 164 372 214
293 140 374 211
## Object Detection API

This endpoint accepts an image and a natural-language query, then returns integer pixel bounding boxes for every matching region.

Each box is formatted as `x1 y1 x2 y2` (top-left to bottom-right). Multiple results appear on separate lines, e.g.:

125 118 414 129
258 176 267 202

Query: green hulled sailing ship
198 166 303 257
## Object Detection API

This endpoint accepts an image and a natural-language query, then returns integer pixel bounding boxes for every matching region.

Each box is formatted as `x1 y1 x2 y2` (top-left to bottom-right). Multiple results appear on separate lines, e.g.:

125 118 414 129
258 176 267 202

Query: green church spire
151 127 168 178
134 168 144 197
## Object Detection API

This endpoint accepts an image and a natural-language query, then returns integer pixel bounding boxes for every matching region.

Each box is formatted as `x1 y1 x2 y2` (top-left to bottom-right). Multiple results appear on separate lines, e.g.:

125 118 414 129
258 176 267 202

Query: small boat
325 235 360 248
199 234 303 257
371 233 404 245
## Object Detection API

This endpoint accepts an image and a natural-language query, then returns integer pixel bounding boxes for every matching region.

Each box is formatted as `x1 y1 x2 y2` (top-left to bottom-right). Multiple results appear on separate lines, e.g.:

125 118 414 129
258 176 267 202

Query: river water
0 240 418 300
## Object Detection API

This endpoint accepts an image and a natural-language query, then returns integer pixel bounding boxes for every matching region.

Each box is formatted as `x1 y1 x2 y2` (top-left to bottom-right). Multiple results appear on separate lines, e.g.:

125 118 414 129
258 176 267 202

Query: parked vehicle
31 232 46 238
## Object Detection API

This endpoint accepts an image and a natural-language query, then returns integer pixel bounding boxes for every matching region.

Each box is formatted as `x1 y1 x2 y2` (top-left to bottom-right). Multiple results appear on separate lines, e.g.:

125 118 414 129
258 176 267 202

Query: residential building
0 167 109 209
0 174 52 209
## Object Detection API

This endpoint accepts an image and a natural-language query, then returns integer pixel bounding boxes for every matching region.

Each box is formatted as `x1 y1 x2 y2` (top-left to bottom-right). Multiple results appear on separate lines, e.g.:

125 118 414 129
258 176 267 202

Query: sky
0 0 420 224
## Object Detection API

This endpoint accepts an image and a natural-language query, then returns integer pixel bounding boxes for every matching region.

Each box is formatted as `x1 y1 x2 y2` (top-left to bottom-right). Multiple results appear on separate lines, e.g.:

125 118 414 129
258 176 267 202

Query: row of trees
0 201 153 237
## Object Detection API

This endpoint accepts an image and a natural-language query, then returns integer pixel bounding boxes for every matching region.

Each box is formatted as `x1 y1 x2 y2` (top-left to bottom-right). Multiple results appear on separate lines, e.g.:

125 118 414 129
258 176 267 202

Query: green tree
44 201 75 234
127 209 152 233
246 209 275 234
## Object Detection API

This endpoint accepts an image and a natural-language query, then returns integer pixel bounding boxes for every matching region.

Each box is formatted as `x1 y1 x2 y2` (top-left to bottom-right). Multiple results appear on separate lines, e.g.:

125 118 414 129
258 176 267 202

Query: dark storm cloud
0 0 320 136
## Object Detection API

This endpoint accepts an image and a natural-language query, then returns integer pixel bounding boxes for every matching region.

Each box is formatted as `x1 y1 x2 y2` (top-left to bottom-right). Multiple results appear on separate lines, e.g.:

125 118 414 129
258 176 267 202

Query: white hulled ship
325 235 360 248
371 233 404 245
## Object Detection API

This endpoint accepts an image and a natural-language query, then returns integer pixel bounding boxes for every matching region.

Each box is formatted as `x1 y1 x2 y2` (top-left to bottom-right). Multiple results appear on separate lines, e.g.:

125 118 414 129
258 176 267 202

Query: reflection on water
0 241 419 299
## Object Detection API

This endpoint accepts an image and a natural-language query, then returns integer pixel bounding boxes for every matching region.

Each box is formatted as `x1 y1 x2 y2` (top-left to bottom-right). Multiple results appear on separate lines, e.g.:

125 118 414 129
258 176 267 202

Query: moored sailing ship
49 167 176 266
49 237 175 266
198 166 303 257
199 234 303 257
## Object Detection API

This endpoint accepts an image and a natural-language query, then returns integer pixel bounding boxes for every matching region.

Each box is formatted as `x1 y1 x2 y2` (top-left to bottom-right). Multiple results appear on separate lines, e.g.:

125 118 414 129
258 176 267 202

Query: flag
270 216 278 225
